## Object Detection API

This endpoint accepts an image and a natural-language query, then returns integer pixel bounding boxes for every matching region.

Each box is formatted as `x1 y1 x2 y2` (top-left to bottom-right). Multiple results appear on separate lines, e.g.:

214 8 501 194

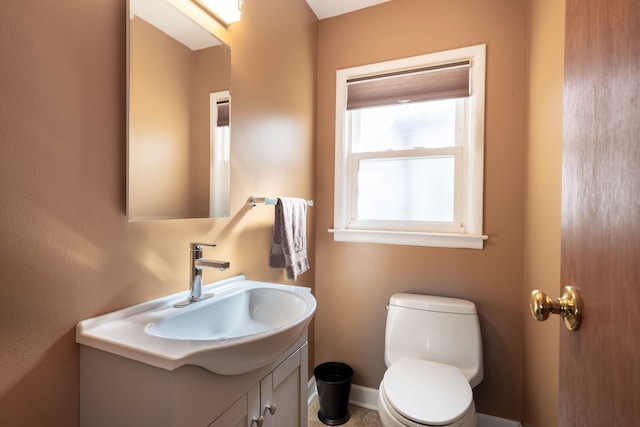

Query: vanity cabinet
210 344 308 427
80 333 308 427
210 341 307 427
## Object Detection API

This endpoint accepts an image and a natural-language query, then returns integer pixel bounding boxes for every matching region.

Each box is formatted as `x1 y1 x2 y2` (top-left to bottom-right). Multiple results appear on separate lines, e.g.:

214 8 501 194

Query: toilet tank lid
389 293 477 314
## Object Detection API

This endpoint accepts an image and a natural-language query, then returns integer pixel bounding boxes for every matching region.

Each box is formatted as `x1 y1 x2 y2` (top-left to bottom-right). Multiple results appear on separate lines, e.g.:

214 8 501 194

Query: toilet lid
383 358 473 426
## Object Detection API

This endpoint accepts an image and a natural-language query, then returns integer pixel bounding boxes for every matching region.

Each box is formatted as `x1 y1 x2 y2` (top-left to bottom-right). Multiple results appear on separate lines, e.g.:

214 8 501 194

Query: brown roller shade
217 101 229 127
346 61 470 110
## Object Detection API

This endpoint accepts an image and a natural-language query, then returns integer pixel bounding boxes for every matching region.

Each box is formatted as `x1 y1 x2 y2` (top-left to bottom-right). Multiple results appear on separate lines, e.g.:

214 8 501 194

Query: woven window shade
217 101 229 127
347 61 470 110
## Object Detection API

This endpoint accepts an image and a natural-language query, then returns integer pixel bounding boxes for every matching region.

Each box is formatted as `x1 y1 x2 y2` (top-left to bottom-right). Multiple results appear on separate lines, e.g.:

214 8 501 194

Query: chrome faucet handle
191 242 217 251
174 243 226 308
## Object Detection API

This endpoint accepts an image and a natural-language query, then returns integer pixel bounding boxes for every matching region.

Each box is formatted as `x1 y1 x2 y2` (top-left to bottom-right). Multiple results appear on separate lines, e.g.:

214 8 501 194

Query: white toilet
377 293 483 427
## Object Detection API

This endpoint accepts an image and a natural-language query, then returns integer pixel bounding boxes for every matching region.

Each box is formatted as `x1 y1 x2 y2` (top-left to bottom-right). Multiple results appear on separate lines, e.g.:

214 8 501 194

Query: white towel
269 197 309 280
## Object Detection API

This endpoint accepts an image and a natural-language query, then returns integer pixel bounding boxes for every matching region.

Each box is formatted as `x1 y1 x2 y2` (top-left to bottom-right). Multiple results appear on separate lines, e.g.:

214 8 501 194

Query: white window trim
210 90 231 218
330 44 488 249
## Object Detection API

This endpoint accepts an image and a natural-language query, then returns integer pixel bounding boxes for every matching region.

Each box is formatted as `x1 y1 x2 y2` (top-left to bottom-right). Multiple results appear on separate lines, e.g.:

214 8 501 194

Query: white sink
145 287 311 340
76 275 316 375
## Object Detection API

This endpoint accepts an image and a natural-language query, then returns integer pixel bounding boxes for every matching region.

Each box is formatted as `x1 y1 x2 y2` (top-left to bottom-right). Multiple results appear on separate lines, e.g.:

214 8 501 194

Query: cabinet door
208 393 249 427
211 341 308 427
267 342 308 427
247 382 262 427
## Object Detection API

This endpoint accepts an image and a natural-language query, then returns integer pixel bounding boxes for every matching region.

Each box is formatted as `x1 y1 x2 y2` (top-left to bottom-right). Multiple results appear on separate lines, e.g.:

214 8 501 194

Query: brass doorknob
530 286 581 331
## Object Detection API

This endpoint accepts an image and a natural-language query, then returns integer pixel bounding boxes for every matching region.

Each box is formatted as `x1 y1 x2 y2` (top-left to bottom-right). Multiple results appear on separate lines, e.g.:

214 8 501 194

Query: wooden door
561 0 640 425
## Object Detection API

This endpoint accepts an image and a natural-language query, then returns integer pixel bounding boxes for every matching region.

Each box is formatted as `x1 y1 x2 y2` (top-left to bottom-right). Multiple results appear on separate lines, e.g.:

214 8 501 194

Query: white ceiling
130 0 222 50
132 0 390 48
305 0 391 19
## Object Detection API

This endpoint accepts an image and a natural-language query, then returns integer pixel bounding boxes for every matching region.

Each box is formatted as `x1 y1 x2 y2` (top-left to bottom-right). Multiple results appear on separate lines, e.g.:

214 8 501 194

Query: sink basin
76 275 316 375
146 287 311 341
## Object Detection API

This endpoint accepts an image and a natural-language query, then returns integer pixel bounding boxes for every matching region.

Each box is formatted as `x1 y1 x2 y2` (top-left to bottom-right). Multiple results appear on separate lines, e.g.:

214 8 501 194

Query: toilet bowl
377 293 483 427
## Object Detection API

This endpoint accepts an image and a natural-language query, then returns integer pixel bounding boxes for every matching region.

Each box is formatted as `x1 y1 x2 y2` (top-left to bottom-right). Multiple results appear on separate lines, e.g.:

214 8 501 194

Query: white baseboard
348 383 380 410
307 379 521 427
307 377 317 406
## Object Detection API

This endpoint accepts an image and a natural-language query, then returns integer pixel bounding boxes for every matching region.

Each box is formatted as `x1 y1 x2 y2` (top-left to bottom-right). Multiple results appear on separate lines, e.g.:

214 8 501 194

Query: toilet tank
384 293 483 388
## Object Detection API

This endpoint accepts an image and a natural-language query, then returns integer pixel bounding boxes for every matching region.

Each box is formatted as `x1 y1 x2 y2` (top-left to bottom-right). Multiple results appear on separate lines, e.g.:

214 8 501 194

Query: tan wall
130 17 193 218
315 0 528 420
522 0 564 426
0 0 317 425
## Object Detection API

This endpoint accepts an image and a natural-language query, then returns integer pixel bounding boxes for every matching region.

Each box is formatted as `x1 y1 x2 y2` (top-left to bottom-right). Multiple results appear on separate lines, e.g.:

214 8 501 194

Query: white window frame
330 44 488 249
209 90 231 218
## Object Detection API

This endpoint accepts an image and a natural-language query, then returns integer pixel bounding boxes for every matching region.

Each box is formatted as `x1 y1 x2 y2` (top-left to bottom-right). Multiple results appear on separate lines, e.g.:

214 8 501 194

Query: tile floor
308 397 383 427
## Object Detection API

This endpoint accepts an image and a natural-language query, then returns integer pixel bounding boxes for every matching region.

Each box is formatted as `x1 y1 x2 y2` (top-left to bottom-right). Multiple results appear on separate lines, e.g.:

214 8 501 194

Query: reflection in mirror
127 0 231 220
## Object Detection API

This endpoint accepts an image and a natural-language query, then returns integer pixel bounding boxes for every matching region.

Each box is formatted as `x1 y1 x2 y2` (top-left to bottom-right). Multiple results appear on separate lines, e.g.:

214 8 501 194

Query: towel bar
248 196 314 207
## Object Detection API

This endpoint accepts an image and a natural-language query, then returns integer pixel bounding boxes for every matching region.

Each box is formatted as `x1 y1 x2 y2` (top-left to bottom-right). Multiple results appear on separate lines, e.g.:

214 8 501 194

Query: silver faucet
174 243 230 308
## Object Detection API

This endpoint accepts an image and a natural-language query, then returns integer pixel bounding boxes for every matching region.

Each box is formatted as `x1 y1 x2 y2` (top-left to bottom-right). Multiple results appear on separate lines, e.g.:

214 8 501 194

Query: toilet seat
381 358 474 426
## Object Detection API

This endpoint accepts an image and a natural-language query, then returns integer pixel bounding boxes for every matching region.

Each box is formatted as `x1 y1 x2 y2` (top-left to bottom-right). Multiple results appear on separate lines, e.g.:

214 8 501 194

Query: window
331 45 487 249
210 91 231 218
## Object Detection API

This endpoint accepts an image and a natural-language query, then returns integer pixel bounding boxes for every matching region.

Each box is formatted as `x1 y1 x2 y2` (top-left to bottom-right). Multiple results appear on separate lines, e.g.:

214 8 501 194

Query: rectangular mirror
127 0 231 220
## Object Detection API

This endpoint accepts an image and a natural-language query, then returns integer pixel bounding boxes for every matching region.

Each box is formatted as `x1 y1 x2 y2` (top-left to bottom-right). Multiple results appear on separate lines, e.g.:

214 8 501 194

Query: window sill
328 228 488 249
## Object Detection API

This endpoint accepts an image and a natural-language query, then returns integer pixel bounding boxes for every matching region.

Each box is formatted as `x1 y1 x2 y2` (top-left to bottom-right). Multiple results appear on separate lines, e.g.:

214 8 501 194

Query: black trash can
314 362 353 426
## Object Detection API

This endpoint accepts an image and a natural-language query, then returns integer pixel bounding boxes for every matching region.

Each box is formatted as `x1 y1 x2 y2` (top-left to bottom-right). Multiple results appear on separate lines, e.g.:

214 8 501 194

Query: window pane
356 156 455 222
351 99 458 152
